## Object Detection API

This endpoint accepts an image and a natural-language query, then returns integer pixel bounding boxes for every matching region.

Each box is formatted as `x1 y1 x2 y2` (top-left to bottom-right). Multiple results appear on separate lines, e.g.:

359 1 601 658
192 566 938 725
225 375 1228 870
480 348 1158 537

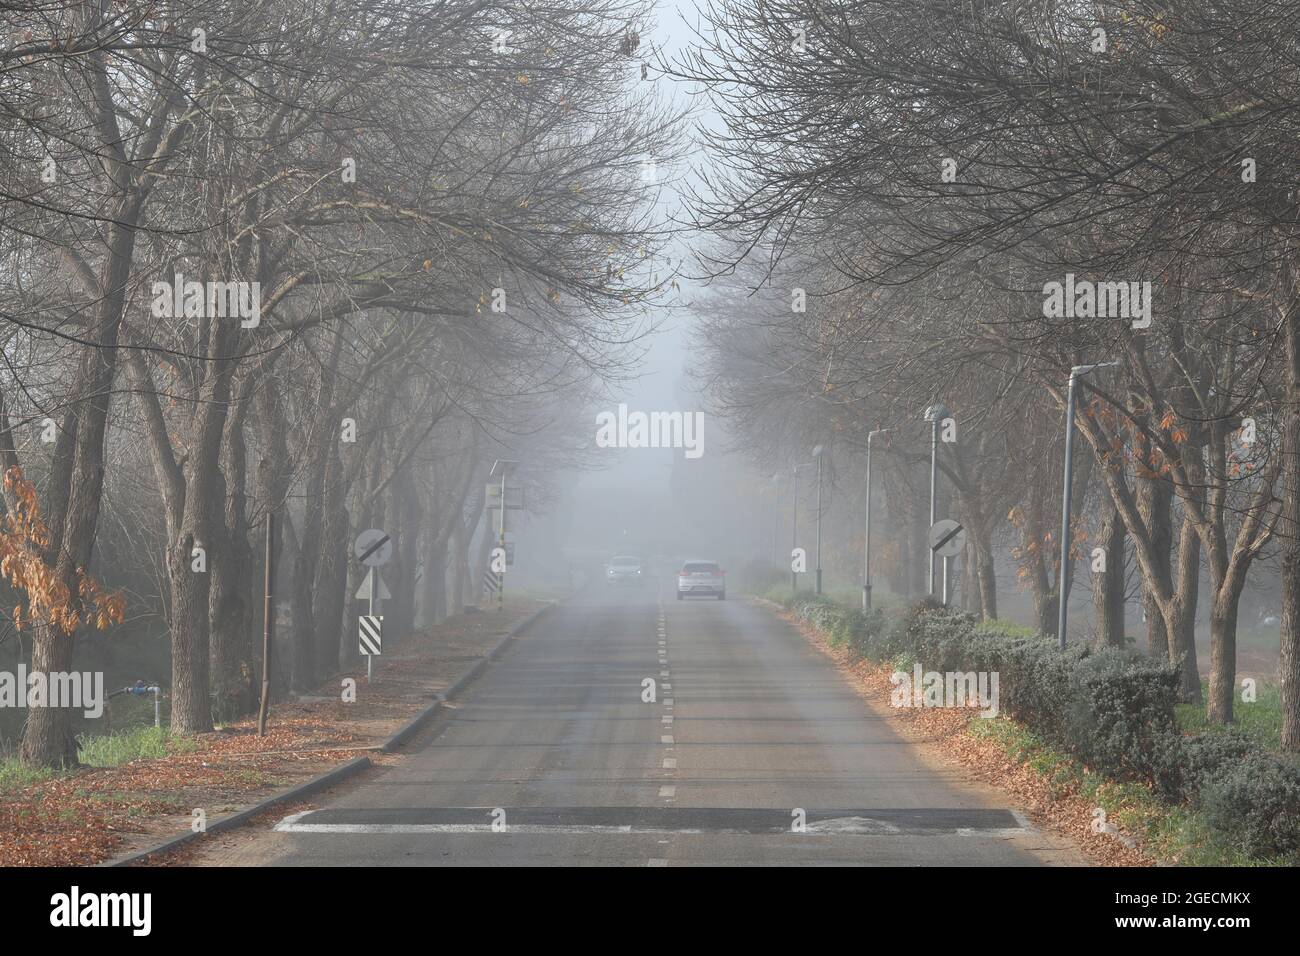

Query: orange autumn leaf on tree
0 466 124 635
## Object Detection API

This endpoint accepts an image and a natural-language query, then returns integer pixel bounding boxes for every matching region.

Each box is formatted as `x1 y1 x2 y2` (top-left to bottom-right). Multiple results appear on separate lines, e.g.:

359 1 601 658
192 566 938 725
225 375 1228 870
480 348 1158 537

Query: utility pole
813 445 825 595
258 512 274 736
1057 362 1118 647
864 429 887 610
499 468 506 612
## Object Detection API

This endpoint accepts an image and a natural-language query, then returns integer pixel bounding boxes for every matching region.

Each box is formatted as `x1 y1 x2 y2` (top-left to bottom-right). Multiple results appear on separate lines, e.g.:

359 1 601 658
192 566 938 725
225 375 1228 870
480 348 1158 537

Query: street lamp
922 402 950 596
812 445 825 595
864 428 888 611
1056 362 1118 647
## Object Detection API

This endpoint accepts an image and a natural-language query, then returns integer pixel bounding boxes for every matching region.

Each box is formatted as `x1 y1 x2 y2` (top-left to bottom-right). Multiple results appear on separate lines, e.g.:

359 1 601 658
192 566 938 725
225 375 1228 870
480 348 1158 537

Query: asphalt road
201 583 1084 866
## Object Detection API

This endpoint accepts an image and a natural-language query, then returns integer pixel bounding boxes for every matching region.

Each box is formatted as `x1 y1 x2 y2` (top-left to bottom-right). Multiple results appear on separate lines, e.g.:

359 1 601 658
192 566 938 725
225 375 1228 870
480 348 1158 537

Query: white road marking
271 814 1026 838
663 758 676 769
275 822 641 835
661 735 674 744
659 786 676 798
647 858 668 867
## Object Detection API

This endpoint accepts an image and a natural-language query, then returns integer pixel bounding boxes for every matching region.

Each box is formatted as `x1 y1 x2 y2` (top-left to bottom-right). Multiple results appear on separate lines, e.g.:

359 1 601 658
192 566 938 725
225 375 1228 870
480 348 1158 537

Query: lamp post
812 445 825 595
1057 363 1117 647
864 428 887 611
922 403 950 596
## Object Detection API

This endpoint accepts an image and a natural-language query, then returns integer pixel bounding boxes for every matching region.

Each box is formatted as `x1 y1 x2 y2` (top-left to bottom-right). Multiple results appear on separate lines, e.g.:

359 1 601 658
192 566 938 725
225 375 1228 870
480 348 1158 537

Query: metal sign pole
499 471 506 611
258 512 274 736
928 420 938 596
367 565 375 682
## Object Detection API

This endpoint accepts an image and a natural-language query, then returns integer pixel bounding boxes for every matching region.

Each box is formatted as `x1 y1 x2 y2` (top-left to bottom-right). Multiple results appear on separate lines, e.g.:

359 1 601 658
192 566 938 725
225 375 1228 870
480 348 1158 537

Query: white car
677 560 725 600
605 555 645 586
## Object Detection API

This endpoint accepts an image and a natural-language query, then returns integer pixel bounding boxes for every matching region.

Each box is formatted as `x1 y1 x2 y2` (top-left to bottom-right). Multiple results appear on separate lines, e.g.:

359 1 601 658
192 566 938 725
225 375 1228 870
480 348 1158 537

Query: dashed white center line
657 607 676 840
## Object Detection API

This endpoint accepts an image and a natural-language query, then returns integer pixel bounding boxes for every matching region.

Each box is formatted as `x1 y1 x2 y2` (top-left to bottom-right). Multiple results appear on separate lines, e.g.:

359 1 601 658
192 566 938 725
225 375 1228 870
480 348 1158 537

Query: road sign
358 615 382 656
485 484 524 510
355 567 392 601
354 528 393 567
928 519 966 558
482 569 502 594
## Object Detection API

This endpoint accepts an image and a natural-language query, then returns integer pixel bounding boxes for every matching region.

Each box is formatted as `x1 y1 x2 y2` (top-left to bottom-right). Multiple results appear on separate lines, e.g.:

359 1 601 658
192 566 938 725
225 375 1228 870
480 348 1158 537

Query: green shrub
784 595 1300 863
1197 750 1300 858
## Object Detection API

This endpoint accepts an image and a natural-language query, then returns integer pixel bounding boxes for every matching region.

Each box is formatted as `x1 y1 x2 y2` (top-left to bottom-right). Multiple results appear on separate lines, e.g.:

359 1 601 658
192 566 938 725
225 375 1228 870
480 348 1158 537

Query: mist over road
200 587 1076 866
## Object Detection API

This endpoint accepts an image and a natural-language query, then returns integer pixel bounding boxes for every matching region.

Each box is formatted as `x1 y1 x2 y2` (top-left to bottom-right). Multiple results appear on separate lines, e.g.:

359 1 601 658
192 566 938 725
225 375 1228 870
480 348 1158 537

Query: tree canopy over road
1 0 680 765
677 0 1300 748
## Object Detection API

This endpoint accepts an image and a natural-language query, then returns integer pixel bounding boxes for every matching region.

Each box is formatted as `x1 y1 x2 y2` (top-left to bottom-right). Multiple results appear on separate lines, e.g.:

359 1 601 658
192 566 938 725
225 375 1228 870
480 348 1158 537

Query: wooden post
258 512 275 736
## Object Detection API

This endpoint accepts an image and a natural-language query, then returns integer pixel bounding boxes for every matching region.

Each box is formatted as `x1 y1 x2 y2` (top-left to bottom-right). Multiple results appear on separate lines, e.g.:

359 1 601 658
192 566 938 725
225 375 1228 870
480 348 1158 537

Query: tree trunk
315 441 350 677
169 361 233 733
1169 510 1202 703
1094 494 1127 648
1278 293 1300 751
1207 580 1246 724
208 518 255 722
969 512 997 620
388 466 421 640
209 404 256 721
1022 479 1058 637
1135 472 1173 657
168 526 213 734
21 218 139 765
449 518 468 616
420 516 447 626
19 624 79 766
473 511 493 605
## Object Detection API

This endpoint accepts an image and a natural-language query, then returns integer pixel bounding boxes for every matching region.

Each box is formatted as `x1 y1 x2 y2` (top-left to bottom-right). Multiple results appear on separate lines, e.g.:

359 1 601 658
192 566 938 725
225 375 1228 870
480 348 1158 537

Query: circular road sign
354 528 393 567
928 519 966 559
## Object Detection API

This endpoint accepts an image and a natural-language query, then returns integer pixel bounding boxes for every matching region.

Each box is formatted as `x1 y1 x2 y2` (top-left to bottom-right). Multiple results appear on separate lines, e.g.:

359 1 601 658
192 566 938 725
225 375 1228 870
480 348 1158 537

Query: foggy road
200 585 1078 867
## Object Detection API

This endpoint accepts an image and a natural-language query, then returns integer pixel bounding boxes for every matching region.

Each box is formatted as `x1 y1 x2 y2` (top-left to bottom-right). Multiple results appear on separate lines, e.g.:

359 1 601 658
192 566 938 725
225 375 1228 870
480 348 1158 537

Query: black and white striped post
353 529 392 681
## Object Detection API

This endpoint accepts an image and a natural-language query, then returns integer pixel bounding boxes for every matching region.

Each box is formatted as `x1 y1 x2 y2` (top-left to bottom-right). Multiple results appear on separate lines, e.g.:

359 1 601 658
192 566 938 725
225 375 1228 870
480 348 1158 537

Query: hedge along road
184 583 1088 866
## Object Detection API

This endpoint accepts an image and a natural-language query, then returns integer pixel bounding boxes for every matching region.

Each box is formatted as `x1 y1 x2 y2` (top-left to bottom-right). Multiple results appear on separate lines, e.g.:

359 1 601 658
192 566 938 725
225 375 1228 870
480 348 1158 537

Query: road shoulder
752 596 1146 866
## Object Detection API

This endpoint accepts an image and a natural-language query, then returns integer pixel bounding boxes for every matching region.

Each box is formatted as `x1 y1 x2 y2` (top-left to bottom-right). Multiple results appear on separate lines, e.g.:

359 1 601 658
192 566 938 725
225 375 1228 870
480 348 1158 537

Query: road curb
105 598 560 866
104 755 373 867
